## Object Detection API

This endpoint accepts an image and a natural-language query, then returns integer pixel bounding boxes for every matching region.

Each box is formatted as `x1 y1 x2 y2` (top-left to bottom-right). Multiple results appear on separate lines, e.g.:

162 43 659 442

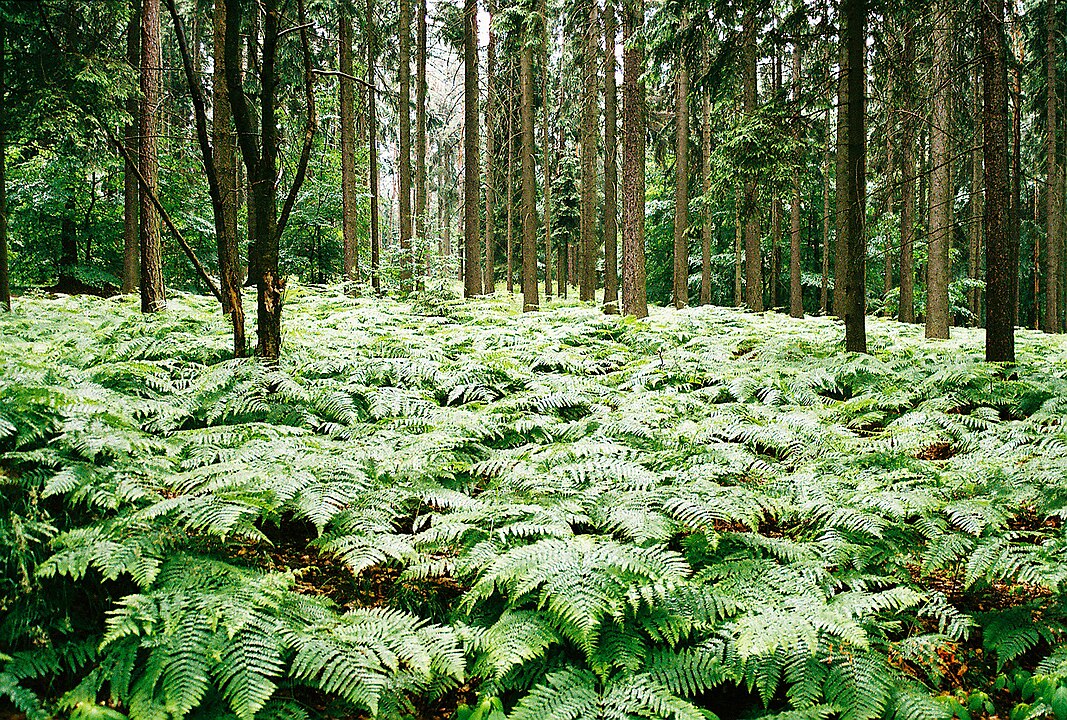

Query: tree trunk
834 37 848 319
340 5 359 287
742 6 762 311
507 98 515 295
484 0 496 294
673 59 689 309
970 67 983 325
820 104 830 314
789 44 803 318
543 0 553 300
399 0 414 291
604 0 619 312
1046 0 1061 332
417 0 429 288
898 21 916 323
140 0 165 313
842 0 866 352
123 4 140 294
368 0 381 294
214 0 244 355
0 17 8 311
580 5 598 302
734 183 743 305
700 92 712 306
621 0 647 318
926 1 953 339
463 0 481 296
521 42 538 311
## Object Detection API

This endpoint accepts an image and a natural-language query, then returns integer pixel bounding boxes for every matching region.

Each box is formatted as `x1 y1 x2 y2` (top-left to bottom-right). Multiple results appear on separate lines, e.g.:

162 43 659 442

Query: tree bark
842 0 866 352
123 4 140 294
484 0 496 294
673 59 689 309
543 0 553 300
834 36 847 319
982 0 1015 362
463 0 481 296
417 0 429 289
734 183 743 305
400 0 414 291
898 21 916 323
820 104 830 314
926 1 953 339
340 5 359 287
521 41 538 311
140 0 165 313
970 67 983 325
507 94 515 294
580 4 598 302
603 0 619 313
0 17 8 311
701 92 712 306
789 43 803 318
368 0 381 294
742 6 762 311
1046 0 1061 332
621 0 647 318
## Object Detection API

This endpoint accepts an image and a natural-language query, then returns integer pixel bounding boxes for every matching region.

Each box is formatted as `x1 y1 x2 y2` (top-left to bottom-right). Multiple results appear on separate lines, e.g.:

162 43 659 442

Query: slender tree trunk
771 197 781 308
521 42 538 311
820 105 830 314
982 0 1014 361
214 0 244 354
926 1 953 338
507 94 515 294
970 68 983 325
603 0 619 313
340 6 359 287
1046 0 1062 332
1010 14 1024 329
742 6 762 311
842 0 866 352
463 0 482 296
543 0 553 300
122 5 140 294
0 18 8 311
701 92 712 306
140 0 165 313
673 59 689 309
368 0 381 294
484 1 496 294
898 22 916 323
417 0 428 289
621 0 648 317
789 45 803 318
399 0 414 291
834 37 848 319
734 183 743 305
580 5 598 302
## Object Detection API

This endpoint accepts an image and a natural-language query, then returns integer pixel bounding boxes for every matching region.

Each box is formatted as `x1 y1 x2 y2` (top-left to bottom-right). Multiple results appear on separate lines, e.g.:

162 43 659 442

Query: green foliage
3 288 1067 719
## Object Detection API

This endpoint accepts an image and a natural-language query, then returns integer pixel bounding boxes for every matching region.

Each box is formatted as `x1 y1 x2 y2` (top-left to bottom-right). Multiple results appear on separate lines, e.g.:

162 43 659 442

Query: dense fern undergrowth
4 287 1067 720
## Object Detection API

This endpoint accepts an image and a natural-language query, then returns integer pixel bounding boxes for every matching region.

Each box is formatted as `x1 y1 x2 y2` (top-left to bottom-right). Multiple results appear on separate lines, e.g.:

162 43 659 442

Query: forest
2 0 1067 718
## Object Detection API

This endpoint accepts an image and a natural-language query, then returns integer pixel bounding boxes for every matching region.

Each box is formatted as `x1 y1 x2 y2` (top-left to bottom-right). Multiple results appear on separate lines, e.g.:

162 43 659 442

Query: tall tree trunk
834 37 848 319
123 4 140 294
701 92 712 306
898 21 916 323
214 0 244 355
368 0 381 294
580 5 598 302
673 58 689 309
970 67 983 325
603 0 619 313
821 106 831 314
543 0 553 300
0 17 8 311
926 1 953 339
742 6 762 311
521 42 538 311
770 53 781 310
484 1 496 294
463 0 482 296
400 0 413 291
621 0 647 317
1046 0 1061 332
982 0 1014 361
734 183 743 304
507 97 515 294
1010 11 1024 328
340 5 358 287
140 0 165 313
417 0 428 288
842 0 866 352
789 43 803 318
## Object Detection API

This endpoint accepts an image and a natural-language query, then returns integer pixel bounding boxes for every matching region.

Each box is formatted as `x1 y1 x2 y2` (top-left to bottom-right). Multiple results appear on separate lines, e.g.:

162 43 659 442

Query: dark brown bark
506 96 515 295
898 21 916 323
734 183 743 304
123 4 140 294
621 0 647 318
542 0 553 300
673 59 689 309
603 0 619 313
521 42 538 311
1046 0 1061 332
982 0 1015 362
400 0 414 290
926 2 953 339
580 5 598 302
742 6 762 311
842 0 866 352
139 0 165 313
417 0 428 285
789 44 803 318
340 5 359 286
970 68 983 325
821 104 830 314
834 36 847 319
700 92 712 306
368 0 381 294
484 1 496 294
0 18 7 311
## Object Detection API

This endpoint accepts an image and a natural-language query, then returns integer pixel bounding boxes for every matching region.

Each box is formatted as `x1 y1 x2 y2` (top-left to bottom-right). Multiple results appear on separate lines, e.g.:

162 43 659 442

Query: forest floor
3 287 1067 720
